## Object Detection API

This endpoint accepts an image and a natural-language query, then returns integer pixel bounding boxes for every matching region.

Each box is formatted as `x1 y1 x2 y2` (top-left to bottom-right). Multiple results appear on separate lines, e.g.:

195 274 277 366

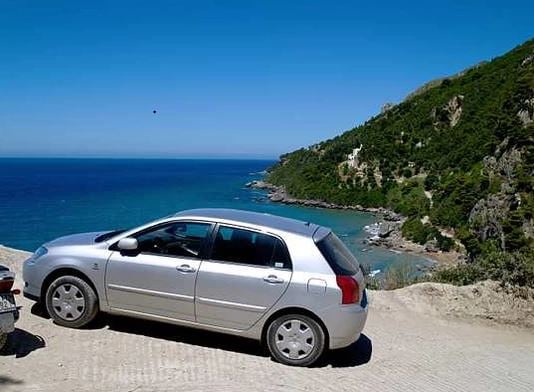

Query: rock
482 155 498 176
469 194 509 247
269 193 284 202
381 102 395 114
431 94 464 128
517 97 534 127
247 180 278 191
381 210 402 222
521 53 534 67
378 223 395 238
424 239 439 253
447 95 464 127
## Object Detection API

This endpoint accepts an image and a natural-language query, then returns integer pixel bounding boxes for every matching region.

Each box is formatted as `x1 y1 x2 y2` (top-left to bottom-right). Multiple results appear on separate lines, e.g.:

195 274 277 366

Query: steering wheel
176 242 197 257
153 237 169 254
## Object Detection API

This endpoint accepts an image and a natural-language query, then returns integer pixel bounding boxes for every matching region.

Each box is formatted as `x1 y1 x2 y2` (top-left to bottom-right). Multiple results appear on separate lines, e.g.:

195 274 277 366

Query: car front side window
134 221 212 259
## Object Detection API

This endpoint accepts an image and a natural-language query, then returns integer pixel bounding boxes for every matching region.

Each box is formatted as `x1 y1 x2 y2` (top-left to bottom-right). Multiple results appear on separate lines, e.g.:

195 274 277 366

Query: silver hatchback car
23 208 368 366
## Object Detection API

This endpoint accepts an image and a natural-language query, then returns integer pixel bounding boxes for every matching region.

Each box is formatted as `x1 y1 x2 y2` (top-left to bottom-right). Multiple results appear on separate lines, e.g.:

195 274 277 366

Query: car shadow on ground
30 302 50 319
322 334 372 368
30 302 372 367
0 328 46 358
0 375 24 387
105 315 372 368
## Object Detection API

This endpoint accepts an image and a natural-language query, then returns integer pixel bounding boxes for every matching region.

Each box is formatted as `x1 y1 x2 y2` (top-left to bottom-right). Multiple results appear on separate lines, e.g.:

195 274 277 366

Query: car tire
45 275 99 328
266 313 326 367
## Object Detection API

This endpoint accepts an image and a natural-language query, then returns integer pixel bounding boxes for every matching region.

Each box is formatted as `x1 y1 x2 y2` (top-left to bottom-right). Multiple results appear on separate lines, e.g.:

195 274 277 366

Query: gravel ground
1 246 534 392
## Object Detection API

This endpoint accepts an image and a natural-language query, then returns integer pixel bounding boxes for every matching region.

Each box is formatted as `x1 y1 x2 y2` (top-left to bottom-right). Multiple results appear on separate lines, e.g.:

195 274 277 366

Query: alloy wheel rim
51 283 85 321
275 319 315 360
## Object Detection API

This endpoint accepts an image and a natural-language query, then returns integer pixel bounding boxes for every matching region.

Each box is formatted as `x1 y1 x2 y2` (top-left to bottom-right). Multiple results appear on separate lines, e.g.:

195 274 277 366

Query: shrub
424 174 439 190
433 263 483 286
402 218 428 244
434 248 534 287
478 249 534 287
389 182 430 218
435 233 454 251
382 262 418 290
402 219 455 251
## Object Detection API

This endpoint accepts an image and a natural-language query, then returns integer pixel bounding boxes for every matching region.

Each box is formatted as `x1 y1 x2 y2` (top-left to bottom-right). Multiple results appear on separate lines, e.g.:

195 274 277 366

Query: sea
0 158 432 273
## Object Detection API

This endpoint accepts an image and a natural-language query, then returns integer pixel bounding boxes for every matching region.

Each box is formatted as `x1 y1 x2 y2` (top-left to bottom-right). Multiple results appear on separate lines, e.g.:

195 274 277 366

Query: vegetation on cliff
268 39 534 287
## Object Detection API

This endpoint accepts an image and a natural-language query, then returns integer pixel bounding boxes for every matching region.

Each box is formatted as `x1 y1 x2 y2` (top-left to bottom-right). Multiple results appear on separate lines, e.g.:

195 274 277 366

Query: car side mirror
117 238 138 251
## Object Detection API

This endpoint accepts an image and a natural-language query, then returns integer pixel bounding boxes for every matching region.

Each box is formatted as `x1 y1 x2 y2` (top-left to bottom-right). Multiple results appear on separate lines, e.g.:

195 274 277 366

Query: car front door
195 225 292 330
106 220 213 321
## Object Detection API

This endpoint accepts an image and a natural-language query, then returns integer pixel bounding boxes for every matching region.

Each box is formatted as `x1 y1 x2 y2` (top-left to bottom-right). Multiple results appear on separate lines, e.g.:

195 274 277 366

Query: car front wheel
45 275 99 328
266 313 326 366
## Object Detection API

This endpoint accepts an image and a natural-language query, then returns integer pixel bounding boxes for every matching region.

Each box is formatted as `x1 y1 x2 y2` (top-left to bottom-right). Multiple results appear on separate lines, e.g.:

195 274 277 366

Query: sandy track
1 247 534 392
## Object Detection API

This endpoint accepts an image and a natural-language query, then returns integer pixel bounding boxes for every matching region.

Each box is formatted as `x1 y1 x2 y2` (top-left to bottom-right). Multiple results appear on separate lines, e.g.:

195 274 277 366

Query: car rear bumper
324 289 369 350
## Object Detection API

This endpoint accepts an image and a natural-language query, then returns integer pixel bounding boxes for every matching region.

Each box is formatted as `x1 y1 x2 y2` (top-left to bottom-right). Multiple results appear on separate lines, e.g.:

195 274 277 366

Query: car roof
173 208 326 238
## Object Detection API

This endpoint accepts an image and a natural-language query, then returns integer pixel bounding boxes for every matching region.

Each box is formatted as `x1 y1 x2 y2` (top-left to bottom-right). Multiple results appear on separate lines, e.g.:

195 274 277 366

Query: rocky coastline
246 180 465 266
246 180 402 218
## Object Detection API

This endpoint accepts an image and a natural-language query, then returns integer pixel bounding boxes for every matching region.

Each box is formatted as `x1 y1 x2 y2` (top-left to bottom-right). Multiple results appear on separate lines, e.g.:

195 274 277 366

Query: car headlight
32 246 48 260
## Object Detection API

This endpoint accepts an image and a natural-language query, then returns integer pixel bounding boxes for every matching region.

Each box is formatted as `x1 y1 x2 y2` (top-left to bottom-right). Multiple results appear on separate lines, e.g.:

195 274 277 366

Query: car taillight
0 278 14 293
336 275 360 304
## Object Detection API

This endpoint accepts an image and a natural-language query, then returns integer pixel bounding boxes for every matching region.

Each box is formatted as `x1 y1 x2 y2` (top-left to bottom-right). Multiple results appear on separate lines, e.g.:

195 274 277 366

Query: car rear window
211 226 292 269
316 232 359 275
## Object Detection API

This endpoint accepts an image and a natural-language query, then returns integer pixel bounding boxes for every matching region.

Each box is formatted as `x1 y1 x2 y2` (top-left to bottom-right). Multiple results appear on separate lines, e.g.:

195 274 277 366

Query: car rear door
195 224 292 330
105 220 213 321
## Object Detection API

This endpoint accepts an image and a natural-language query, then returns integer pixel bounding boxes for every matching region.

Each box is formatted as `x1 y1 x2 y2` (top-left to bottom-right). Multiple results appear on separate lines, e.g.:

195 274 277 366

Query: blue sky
0 1 532 159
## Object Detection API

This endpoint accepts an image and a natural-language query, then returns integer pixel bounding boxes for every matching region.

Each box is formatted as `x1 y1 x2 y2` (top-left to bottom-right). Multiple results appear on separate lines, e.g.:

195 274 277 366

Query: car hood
45 231 107 248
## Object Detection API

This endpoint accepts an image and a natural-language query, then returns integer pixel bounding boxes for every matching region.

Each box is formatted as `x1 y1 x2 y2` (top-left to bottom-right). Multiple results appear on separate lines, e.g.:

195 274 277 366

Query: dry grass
364 261 425 290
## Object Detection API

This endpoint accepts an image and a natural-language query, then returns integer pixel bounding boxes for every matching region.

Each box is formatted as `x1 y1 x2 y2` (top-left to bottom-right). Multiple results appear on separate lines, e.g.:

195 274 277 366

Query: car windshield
94 229 128 243
316 232 360 275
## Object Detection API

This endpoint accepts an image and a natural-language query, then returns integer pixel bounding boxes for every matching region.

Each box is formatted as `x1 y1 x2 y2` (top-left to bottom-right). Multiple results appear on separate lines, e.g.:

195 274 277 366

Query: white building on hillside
347 144 363 168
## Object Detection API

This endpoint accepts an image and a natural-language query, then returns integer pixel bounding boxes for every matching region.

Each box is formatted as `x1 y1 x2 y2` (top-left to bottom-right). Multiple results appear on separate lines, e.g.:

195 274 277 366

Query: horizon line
0 155 278 161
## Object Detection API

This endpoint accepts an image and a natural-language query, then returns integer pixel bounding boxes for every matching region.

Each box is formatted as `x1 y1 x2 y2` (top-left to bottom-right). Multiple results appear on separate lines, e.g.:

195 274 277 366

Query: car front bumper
22 258 45 301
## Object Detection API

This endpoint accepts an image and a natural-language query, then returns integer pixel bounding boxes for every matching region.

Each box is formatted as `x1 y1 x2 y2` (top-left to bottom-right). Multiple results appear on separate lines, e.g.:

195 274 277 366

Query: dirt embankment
2 246 534 392
373 280 534 328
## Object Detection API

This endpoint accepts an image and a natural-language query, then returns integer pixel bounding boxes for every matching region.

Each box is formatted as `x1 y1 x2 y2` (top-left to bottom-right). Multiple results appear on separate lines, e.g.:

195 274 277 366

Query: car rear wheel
45 275 99 328
266 313 326 366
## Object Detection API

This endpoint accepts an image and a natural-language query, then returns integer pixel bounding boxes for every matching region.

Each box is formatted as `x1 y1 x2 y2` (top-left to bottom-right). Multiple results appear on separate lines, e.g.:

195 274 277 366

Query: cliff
267 39 534 286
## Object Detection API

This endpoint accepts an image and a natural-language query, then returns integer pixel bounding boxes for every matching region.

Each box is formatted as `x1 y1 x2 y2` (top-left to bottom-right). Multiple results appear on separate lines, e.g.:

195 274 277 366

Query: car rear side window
316 232 359 275
211 226 291 269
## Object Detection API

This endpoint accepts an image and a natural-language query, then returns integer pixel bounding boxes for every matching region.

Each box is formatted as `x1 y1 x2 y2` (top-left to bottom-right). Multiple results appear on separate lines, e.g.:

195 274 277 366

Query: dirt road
1 247 533 392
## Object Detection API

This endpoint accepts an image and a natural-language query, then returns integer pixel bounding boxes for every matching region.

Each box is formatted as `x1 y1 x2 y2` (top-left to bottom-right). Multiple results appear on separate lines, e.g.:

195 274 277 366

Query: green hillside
268 39 534 286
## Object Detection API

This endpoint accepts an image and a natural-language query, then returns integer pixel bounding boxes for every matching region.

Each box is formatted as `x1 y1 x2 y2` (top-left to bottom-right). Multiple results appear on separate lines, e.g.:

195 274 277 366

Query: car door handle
176 264 196 273
263 275 284 284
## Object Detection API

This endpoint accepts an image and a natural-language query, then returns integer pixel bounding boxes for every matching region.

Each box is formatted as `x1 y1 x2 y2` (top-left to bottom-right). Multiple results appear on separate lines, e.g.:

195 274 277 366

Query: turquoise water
0 158 430 272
